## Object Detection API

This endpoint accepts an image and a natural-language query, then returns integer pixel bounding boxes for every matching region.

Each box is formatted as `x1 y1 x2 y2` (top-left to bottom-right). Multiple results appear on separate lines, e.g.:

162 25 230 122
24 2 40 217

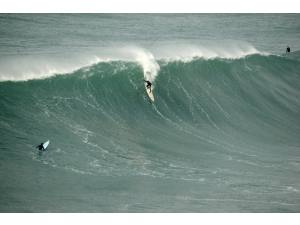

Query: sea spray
120 46 160 83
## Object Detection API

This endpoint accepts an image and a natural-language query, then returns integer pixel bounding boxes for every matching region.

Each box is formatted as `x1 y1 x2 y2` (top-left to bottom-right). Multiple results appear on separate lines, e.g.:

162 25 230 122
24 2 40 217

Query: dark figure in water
286 46 291 53
144 80 152 93
37 143 44 151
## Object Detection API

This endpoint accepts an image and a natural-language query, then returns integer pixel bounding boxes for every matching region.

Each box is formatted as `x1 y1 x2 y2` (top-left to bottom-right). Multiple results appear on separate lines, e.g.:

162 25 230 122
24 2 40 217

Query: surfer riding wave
144 80 152 93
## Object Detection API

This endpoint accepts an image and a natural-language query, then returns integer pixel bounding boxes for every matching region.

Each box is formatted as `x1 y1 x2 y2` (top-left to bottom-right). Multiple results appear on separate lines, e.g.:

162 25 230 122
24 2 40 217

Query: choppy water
0 14 300 212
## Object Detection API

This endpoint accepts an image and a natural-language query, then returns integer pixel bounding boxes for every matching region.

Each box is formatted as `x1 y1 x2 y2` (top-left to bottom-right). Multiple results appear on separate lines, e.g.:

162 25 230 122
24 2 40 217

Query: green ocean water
0 14 300 212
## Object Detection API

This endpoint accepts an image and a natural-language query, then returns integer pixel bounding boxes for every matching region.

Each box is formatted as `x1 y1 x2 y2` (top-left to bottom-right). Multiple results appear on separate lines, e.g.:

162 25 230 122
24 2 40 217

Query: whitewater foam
0 54 107 82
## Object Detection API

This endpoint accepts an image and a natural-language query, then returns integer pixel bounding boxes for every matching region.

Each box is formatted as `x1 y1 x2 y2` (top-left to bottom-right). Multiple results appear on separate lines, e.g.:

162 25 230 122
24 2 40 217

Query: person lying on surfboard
144 80 152 93
36 143 45 151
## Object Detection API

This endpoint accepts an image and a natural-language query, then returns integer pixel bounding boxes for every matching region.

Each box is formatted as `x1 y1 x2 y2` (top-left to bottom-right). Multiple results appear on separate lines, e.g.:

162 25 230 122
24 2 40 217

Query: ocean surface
0 14 300 212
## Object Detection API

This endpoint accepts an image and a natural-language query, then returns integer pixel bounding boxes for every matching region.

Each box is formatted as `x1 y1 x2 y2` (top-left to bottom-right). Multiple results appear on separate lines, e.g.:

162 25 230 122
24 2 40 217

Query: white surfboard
43 140 50 150
145 83 154 102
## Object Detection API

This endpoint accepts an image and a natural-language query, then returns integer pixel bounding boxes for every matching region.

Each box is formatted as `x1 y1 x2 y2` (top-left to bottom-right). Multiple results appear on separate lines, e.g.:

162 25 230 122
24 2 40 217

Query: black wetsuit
286 46 291 53
37 143 44 151
144 80 152 92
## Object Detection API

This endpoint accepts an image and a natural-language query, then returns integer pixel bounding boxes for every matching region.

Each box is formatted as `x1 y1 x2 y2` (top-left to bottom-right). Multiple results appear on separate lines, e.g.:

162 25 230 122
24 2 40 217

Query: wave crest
0 42 266 82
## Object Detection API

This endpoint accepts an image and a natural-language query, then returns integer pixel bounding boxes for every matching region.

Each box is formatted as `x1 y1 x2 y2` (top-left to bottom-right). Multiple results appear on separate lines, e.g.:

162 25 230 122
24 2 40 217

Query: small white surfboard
43 140 50 150
145 83 154 102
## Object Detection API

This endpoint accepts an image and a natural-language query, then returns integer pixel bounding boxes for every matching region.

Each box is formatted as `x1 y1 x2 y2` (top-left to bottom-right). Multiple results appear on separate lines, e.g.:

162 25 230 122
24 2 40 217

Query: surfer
144 80 152 93
286 46 291 53
36 143 45 151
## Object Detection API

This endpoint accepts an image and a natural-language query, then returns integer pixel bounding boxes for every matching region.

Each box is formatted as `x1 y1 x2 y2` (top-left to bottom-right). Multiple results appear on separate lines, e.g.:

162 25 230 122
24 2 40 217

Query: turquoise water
0 14 300 212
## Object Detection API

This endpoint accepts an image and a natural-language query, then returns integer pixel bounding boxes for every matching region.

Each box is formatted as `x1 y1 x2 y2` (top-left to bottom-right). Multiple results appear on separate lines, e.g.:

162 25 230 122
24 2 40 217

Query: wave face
1 52 300 212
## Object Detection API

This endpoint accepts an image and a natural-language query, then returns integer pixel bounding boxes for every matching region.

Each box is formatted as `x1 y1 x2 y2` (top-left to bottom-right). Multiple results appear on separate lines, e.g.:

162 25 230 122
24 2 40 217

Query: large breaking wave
1 47 300 181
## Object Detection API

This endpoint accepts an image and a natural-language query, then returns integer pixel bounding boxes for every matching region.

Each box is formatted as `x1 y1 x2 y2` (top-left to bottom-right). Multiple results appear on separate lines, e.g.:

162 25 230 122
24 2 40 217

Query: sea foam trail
0 43 264 82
